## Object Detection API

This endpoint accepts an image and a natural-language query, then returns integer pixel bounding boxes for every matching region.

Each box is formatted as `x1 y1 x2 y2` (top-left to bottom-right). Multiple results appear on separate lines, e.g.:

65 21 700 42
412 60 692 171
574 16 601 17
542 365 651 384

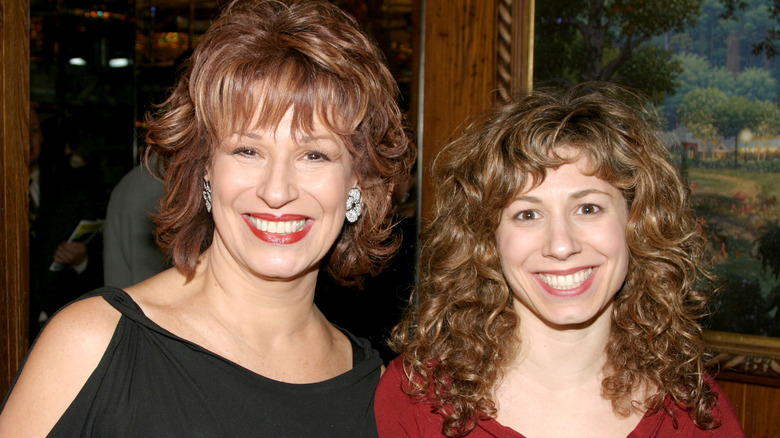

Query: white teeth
538 268 593 290
249 217 306 235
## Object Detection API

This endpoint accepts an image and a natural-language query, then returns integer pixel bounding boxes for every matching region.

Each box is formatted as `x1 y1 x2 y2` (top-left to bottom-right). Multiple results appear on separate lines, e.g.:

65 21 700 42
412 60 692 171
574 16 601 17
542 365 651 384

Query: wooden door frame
418 0 533 218
1 0 32 395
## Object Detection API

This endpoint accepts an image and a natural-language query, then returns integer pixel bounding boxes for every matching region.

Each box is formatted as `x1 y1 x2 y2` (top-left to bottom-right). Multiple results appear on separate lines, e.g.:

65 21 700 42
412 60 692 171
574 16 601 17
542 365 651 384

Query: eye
231 147 259 158
515 210 540 221
577 203 602 215
303 150 332 162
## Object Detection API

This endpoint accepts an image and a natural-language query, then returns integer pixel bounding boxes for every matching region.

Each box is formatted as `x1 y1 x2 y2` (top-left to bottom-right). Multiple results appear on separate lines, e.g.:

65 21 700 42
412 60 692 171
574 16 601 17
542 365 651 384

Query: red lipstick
243 214 312 244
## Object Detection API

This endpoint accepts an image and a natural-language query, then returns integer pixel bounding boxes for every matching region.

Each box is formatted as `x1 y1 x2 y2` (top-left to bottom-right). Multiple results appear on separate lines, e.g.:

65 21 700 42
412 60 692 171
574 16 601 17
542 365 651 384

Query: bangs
502 121 629 199
501 126 568 197
196 58 368 146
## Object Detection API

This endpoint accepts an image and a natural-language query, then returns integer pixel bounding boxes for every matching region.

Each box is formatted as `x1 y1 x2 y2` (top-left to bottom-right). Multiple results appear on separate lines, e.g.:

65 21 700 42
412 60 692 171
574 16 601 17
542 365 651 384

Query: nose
542 216 582 260
258 159 299 208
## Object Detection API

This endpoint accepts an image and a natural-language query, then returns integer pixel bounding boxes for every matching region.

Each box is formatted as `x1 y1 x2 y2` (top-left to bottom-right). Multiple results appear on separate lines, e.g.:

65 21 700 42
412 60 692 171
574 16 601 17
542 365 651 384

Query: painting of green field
685 166 780 337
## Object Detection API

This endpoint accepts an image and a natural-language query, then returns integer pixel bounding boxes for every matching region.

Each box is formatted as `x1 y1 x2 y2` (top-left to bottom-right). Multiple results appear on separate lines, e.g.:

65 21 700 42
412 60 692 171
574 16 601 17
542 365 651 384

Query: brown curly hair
391 82 717 436
145 0 415 284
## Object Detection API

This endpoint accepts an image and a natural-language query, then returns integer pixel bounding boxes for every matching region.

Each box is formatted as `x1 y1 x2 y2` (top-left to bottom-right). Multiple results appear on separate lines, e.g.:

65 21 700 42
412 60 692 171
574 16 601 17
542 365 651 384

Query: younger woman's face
495 153 630 329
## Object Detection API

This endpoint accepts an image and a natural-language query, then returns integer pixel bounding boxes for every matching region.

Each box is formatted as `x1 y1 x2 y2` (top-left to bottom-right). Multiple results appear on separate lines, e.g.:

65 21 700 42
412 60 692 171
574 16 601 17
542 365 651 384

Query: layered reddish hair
392 82 717 436
145 0 415 283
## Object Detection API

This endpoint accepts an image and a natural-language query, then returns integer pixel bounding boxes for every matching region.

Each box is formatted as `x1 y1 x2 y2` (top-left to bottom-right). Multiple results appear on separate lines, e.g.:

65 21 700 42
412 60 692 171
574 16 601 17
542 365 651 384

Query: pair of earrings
202 180 363 222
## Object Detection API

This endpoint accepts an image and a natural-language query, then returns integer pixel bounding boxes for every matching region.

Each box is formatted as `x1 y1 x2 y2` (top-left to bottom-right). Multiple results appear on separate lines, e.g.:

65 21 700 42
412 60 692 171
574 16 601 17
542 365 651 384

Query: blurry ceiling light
69 57 87 66
109 58 131 68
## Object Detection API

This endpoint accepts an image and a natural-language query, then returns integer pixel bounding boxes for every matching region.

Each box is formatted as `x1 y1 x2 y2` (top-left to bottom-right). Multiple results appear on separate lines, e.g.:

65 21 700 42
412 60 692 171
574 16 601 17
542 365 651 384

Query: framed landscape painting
673 132 780 381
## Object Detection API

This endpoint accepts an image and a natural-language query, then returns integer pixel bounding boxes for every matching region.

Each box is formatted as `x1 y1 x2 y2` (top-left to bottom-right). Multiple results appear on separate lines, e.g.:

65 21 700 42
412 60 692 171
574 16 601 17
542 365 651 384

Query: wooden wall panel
0 0 32 395
719 378 780 437
419 0 498 218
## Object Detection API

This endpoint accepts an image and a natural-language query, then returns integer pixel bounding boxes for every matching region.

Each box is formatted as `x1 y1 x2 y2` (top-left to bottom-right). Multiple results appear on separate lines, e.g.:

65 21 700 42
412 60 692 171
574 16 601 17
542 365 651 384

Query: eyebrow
239 132 337 144
513 188 615 203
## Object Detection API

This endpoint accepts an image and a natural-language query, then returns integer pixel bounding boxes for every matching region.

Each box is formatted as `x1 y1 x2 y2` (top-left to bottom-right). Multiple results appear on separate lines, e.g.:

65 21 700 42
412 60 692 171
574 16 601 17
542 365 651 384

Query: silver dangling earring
345 187 363 223
203 179 212 213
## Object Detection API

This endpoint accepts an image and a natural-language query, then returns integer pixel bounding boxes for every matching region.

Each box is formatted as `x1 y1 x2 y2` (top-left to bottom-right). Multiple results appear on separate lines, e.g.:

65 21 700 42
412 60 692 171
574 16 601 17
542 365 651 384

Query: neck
196 245 324 341
510 305 613 389
143 247 347 383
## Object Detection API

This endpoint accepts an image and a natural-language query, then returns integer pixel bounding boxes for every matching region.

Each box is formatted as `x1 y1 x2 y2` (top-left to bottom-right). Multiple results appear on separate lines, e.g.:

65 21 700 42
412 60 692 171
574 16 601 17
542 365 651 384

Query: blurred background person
28 104 106 340
102 152 168 288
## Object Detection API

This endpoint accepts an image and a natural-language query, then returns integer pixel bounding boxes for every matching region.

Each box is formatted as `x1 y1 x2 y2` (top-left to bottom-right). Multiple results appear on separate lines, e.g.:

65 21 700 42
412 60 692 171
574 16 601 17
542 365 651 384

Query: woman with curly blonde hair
375 83 743 437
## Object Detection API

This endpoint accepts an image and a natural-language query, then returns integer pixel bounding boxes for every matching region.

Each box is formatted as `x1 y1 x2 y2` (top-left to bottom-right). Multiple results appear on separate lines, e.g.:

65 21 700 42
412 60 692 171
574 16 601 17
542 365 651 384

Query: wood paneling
719 376 780 437
419 0 498 218
0 0 31 395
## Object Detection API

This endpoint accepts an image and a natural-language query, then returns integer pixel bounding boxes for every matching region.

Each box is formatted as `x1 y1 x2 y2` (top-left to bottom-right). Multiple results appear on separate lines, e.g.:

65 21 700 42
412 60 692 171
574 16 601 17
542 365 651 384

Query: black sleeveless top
31 287 382 437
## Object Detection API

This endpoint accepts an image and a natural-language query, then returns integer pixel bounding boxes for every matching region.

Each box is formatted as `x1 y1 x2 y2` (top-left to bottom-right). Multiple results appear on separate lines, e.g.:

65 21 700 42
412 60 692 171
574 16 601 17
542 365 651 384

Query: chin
255 262 319 281
542 305 612 329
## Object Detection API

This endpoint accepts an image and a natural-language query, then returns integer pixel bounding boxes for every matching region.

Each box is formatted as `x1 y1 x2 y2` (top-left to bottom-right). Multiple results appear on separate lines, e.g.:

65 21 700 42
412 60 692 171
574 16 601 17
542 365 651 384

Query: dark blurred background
30 0 414 190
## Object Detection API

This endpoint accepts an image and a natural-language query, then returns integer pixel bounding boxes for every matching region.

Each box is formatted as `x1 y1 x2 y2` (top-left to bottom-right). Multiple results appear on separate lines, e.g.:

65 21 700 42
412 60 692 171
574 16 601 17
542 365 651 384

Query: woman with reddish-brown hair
375 83 743 437
0 0 414 436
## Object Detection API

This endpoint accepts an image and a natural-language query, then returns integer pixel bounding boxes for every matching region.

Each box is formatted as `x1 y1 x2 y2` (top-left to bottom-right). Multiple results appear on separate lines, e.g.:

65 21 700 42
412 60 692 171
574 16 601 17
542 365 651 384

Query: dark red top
375 356 745 437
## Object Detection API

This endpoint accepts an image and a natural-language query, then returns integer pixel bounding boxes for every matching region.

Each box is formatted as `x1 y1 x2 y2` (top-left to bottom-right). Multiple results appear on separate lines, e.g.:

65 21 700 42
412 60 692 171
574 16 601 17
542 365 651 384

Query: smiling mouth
247 216 307 235
538 268 593 290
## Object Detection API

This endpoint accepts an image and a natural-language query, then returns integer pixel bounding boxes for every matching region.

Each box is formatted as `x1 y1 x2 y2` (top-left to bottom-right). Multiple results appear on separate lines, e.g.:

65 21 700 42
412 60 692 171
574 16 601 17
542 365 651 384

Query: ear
348 171 359 192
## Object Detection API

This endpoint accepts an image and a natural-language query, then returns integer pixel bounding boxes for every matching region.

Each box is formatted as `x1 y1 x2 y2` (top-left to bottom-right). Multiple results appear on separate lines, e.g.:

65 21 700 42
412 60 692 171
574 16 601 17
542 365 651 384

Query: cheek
495 228 513 264
496 222 536 255
605 231 629 258
211 161 260 195
607 238 630 290
308 176 348 206
592 216 629 254
615 244 629 277
496 231 531 275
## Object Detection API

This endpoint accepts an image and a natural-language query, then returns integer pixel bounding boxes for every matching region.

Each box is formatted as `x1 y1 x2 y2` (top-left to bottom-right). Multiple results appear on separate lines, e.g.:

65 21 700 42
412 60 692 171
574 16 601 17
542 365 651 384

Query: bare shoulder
0 297 120 437
36 296 122 349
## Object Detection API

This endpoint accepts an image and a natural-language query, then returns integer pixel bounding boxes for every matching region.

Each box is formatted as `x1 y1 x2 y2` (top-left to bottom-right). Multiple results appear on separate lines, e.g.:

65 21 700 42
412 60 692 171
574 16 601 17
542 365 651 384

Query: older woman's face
207 109 356 282
495 155 629 329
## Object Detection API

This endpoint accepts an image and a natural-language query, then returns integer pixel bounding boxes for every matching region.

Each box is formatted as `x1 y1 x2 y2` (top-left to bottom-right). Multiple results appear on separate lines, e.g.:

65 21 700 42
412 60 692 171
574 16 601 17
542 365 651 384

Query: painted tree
721 0 780 57
753 100 780 136
735 66 779 99
535 0 703 103
665 53 778 123
711 94 764 163
680 91 779 163
664 53 734 122
677 87 729 158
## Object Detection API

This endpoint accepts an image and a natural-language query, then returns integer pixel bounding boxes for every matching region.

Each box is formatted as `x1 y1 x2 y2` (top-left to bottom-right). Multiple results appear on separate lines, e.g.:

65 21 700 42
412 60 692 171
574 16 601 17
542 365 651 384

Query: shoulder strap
73 286 162 332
